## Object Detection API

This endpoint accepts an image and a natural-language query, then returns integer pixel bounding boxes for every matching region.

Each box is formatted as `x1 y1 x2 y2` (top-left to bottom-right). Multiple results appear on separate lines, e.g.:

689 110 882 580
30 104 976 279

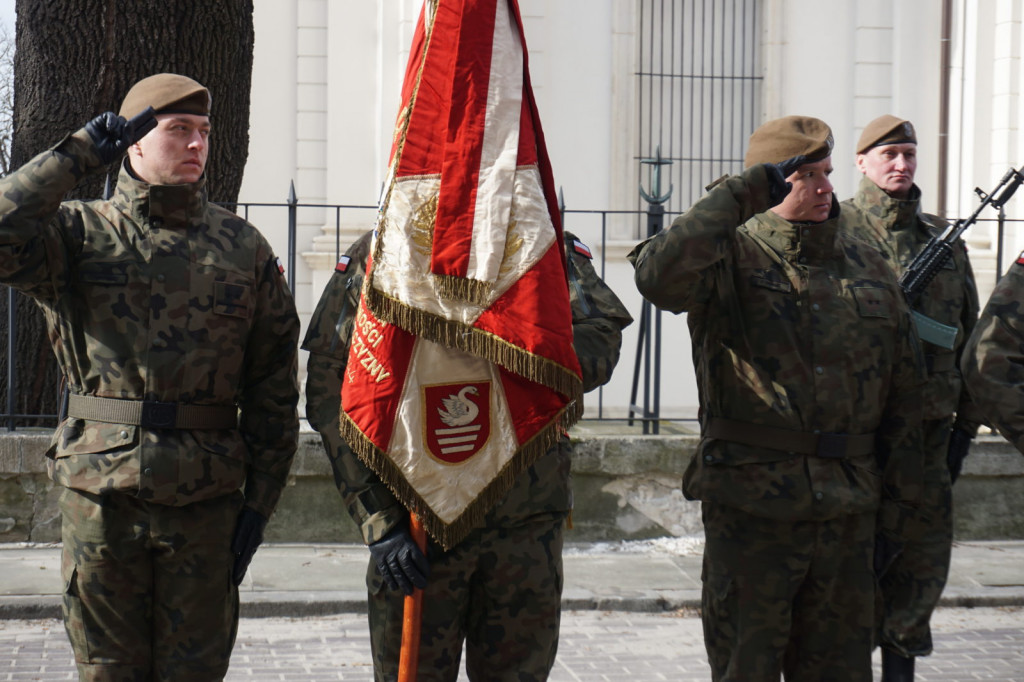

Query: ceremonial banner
341 0 583 549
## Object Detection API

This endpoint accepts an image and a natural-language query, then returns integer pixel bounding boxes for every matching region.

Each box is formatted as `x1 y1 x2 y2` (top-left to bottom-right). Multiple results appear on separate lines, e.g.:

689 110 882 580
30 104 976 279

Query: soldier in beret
629 115 926 681
843 115 983 682
0 73 299 680
304 228 631 680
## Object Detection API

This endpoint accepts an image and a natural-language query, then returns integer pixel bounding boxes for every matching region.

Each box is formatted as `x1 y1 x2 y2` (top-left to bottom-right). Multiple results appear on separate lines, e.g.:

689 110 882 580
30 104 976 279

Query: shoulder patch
336 255 352 273
1016 249 1024 266
276 257 285 274
572 239 592 259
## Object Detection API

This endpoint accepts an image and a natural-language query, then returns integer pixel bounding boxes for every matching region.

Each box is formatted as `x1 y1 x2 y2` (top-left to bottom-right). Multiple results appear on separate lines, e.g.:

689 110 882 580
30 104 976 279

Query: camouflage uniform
843 176 983 658
629 164 926 681
962 255 1024 451
304 230 631 681
0 129 299 680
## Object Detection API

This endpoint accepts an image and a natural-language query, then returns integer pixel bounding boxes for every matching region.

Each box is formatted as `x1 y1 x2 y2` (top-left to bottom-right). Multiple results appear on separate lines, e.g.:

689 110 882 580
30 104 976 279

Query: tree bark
1 0 254 427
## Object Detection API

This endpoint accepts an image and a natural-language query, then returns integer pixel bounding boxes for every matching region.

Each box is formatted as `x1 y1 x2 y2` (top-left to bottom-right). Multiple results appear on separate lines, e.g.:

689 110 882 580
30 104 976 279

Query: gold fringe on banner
432 274 492 306
365 283 583 401
340 396 583 551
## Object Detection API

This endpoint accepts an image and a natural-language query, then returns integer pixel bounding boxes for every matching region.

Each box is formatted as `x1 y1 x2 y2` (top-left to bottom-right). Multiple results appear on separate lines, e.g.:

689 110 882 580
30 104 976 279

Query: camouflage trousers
700 503 875 682
367 511 565 682
876 417 954 658
59 487 244 682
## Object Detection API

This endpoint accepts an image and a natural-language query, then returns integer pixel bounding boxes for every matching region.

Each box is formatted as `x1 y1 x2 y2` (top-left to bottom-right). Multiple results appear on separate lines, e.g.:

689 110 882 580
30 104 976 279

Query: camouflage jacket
304 230 632 544
0 129 300 519
961 256 1024 453
629 164 926 533
843 177 983 430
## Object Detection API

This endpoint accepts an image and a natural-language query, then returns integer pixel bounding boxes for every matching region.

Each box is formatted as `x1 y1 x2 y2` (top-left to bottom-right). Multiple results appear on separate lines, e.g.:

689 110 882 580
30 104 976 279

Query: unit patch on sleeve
572 239 592 259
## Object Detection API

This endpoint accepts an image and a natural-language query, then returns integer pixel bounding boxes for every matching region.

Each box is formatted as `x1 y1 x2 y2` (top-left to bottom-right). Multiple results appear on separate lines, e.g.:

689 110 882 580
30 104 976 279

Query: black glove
765 154 810 206
84 112 133 165
873 533 904 579
947 427 974 484
764 163 792 206
776 154 808 179
230 508 268 586
368 524 430 596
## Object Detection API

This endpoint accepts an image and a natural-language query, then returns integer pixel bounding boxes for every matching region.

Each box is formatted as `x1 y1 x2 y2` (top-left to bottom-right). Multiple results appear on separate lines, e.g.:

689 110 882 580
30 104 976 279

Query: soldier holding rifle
843 115 986 682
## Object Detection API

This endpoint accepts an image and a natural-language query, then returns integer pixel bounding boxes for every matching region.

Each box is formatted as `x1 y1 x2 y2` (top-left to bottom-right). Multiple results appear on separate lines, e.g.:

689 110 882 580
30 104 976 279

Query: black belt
67 395 238 430
706 417 875 459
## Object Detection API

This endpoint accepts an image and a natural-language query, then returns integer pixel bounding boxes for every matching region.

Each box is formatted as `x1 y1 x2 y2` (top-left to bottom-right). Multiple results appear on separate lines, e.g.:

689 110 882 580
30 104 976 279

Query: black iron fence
0 197 660 431
3 195 1022 432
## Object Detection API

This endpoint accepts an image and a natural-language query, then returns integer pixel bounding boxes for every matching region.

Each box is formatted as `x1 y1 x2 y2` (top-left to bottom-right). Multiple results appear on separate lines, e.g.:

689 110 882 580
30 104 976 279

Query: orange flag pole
398 512 427 682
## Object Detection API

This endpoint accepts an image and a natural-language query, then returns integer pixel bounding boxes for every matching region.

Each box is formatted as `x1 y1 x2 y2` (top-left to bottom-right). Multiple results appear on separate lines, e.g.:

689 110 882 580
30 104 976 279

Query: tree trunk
1 0 254 427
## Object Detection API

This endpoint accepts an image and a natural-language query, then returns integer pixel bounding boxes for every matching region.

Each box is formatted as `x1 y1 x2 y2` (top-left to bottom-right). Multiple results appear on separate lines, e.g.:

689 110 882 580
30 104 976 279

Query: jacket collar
748 199 841 263
111 160 208 225
852 175 922 231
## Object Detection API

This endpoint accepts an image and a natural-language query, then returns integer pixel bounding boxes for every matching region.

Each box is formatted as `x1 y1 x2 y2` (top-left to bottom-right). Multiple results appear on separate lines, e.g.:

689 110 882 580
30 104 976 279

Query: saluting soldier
843 115 984 682
304 229 631 681
628 116 926 681
0 74 299 680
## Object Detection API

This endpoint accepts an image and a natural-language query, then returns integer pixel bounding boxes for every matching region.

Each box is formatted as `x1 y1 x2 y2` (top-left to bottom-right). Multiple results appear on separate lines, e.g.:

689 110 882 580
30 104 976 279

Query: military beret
744 115 834 168
857 115 916 154
118 73 211 120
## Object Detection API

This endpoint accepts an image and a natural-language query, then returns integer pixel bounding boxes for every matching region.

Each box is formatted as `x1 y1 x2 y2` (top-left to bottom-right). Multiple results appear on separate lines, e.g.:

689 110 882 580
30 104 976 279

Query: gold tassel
341 399 581 551
365 285 584 401
433 273 492 306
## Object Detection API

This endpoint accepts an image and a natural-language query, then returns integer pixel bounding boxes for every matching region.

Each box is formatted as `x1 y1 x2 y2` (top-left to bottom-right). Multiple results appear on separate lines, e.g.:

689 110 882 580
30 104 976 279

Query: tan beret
857 115 916 154
744 115 834 168
119 73 211 120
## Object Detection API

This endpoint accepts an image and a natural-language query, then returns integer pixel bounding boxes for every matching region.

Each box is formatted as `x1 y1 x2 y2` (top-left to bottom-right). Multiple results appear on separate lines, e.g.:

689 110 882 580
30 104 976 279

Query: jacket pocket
852 286 892 318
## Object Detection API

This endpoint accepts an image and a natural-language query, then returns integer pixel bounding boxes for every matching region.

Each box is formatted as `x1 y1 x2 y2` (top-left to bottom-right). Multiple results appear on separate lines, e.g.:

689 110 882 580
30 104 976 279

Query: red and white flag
341 0 582 549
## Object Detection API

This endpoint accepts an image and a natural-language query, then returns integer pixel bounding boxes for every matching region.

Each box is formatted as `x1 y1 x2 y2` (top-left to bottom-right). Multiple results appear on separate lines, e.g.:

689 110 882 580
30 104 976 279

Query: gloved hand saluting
230 508 268 586
764 155 808 207
84 106 157 165
84 112 133 165
775 154 808 179
369 524 430 596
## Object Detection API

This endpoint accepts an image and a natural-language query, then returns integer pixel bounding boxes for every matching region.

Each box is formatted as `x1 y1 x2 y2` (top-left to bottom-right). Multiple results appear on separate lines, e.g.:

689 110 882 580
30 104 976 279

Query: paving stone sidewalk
1 608 1022 681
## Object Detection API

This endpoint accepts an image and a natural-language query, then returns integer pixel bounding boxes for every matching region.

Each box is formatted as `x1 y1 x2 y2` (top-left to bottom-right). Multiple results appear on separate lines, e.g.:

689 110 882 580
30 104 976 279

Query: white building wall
241 0 1023 421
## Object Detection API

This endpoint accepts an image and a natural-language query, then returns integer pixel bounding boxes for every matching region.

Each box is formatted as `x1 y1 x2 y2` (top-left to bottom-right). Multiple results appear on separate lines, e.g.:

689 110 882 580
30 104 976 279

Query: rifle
900 166 1024 304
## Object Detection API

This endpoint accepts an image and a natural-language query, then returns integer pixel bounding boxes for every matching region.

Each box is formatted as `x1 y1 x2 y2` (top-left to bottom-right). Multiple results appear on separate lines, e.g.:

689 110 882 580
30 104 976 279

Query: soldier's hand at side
873 532 903 578
84 112 133 165
946 427 974 484
368 524 430 596
230 508 268 586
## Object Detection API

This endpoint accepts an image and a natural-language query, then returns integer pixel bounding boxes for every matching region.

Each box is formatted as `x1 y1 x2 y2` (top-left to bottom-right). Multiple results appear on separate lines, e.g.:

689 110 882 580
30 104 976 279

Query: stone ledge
1 430 1021 543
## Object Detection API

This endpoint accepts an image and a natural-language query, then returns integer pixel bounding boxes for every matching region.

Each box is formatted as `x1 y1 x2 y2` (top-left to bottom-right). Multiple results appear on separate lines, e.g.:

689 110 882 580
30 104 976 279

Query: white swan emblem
438 386 480 427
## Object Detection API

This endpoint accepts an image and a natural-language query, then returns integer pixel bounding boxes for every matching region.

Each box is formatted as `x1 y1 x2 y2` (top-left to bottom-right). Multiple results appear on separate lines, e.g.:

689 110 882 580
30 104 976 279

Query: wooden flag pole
398 513 427 682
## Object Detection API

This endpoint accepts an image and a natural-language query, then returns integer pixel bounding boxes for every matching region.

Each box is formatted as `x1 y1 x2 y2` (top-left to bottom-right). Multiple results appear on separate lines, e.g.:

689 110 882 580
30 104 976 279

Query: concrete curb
4 590 1023 621
4 541 1024 620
